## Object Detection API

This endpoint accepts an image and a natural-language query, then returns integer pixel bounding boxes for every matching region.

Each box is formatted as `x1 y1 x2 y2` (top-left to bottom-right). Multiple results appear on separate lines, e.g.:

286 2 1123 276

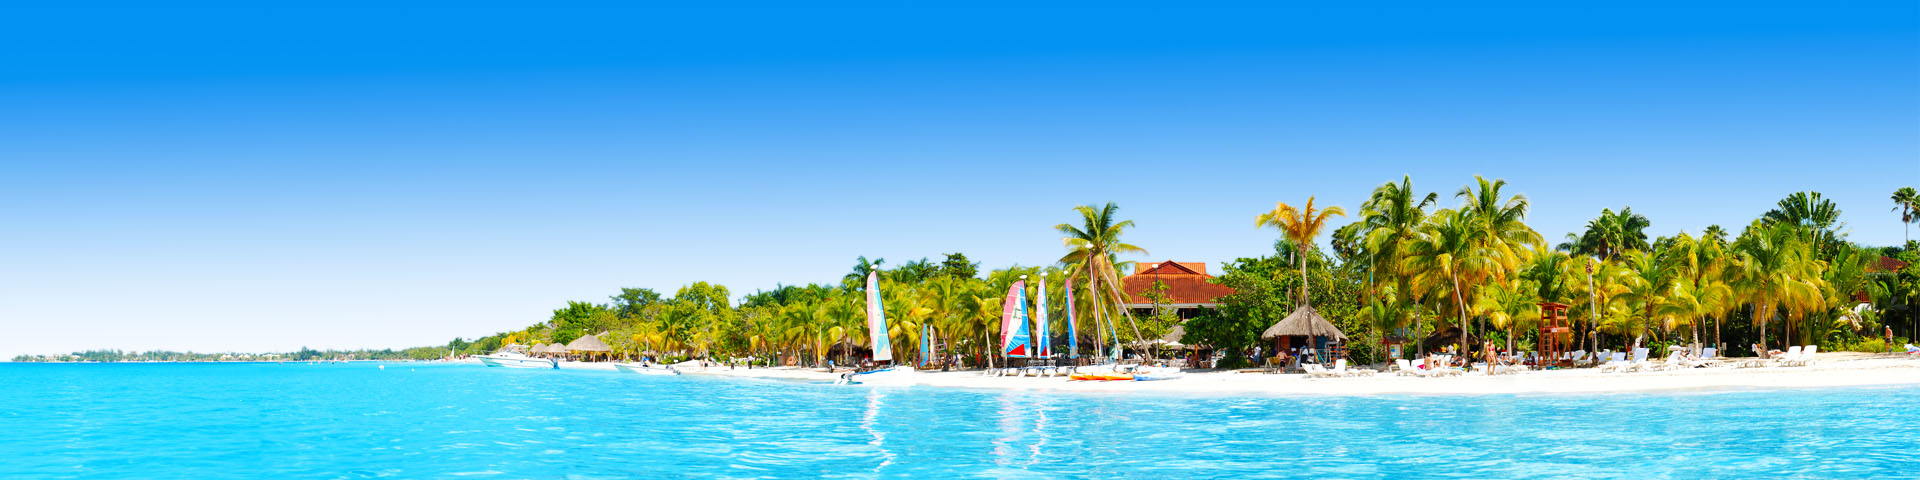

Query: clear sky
3 1 1915 359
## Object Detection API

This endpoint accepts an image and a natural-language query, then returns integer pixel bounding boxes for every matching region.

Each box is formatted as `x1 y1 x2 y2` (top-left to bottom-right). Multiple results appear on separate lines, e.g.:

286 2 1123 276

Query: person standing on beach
1888 326 1896 354
1483 340 1497 376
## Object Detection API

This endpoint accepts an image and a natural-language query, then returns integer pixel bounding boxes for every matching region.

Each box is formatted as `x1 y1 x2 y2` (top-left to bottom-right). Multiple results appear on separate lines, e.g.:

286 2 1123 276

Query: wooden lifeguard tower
1538 302 1571 368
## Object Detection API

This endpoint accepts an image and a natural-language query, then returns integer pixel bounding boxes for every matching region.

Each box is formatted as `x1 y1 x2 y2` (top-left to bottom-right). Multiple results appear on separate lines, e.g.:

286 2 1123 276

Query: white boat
835 271 916 386
613 363 680 375
475 351 558 369
837 366 919 386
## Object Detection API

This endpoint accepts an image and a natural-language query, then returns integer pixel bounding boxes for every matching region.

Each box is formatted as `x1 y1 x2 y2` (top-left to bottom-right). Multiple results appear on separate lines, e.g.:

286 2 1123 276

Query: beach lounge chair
1598 352 1629 372
1652 350 1689 371
1303 363 1335 378
1689 347 1720 368
1428 356 1464 376
1332 359 1374 377
1395 359 1425 377
1797 345 1818 367
1770 346 1802 367
1629 347 1654 372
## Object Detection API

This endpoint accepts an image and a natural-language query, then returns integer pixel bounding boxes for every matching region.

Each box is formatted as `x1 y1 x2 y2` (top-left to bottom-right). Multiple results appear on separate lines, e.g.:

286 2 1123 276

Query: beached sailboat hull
476 353 558 369
613 363 680 375
838 367 919 386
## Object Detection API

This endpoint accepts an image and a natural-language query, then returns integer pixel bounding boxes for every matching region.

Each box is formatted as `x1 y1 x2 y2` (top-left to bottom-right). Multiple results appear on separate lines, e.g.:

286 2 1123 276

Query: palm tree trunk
1298 241 1311 307
1452 273 1468 359
1714 313 1722 354
1692 319 1701 355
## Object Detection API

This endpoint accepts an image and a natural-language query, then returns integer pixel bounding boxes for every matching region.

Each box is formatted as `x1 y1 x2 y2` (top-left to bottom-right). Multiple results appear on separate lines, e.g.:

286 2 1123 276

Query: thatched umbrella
566 335 612 361
1260 305 1348 341
1132 325 1189 348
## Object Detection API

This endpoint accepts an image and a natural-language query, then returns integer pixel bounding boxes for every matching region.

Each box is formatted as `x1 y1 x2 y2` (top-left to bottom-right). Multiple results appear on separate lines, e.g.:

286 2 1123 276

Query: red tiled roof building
1120 261 1236 319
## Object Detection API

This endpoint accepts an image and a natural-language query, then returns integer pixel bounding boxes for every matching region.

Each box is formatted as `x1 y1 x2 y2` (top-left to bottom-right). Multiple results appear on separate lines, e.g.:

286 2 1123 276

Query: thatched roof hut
566 335 611 353
1260 305 1348 341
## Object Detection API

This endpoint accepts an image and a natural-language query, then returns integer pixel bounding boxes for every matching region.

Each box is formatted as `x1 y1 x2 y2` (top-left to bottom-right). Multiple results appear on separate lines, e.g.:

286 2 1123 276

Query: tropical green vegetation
11 346 450 362
25 180 1920 367
427 180 1920 367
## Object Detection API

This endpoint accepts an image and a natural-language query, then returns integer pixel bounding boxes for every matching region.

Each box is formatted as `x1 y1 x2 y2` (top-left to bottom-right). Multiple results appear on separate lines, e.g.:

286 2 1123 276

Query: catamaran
840 271 917 385
995 277 1033 375
475 350 558 369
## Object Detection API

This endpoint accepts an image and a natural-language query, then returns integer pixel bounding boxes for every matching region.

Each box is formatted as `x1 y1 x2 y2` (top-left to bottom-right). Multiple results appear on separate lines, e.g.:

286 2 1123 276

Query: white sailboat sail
867 271 892 362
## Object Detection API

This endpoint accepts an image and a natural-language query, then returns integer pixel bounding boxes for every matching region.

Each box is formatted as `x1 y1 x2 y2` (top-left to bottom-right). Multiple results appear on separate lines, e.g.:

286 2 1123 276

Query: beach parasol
565 335 611 353
1260 305 1348 341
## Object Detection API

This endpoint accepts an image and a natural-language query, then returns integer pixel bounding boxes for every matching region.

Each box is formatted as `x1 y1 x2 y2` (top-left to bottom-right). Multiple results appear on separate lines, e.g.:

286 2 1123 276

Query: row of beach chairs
1392 356 1465 377
1303 359 1376 378
1736 345 1818 368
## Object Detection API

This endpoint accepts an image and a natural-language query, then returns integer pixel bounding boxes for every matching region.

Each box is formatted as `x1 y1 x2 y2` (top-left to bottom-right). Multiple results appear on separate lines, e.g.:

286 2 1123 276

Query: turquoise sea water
3 363 1916 479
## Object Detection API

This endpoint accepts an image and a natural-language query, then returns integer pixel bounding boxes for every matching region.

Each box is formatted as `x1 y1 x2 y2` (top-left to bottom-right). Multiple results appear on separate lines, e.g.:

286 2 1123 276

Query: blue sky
2 1 1915 358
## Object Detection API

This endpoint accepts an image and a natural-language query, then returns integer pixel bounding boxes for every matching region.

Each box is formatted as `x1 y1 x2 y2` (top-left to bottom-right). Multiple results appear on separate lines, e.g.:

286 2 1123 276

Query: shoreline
656 352 1920 397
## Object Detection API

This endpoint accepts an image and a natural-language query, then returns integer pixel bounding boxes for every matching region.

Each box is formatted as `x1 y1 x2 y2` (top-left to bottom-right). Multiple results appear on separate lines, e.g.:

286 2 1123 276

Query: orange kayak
1069 373 1136 381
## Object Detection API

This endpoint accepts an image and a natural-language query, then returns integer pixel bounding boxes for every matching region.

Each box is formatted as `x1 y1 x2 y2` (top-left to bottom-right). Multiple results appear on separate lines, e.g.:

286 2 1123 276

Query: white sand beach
661 352 1920 396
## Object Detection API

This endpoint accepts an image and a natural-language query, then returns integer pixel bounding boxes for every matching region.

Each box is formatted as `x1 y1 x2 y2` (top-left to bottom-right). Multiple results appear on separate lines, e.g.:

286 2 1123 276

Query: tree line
438 178 1920 368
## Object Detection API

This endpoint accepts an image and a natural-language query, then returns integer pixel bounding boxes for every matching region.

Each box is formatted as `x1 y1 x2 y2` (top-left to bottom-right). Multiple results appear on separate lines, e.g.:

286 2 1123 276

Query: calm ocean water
3 363 1915 479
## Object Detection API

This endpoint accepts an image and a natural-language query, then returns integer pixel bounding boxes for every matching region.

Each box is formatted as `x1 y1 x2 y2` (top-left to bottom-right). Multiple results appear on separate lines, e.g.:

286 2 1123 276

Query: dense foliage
426 180 1920 365
12 346 450 362
25 180 1919 366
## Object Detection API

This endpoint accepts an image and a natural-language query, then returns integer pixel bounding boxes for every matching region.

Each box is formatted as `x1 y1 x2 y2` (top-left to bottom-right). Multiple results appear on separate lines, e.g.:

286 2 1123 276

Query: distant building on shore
1120 261 1235 320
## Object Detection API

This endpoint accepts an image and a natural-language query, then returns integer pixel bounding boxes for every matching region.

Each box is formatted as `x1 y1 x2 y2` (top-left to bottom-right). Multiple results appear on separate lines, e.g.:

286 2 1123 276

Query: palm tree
1057 203 1149 347
1815 246 1871 347
843 256 885 289
1666 232 1731 351
1658 279 1730 354
1893 187 1919 246
1615 248 1678 351
1731 221 1823 352
1402 209 1498 356
1473 277 1538 353
1568 207 1651 260
1457 176 1544 268
1256 196 1347 308
1361 176 1439 305
1764 191 1845 257
1455 176 1543 352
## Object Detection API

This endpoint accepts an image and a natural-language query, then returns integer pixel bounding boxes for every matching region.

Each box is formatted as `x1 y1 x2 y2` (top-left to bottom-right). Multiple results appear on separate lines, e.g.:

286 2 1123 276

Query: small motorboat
475 351 559 369
613 363 680 376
